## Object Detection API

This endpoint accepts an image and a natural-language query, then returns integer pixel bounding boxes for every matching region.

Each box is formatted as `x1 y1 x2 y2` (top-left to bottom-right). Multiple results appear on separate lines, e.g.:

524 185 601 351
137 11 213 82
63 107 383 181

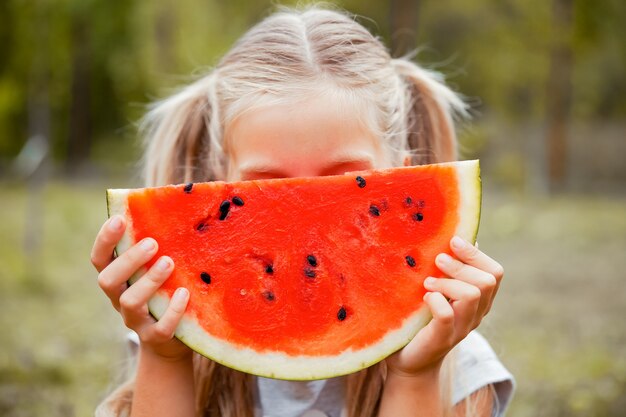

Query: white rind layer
104 160 481 380
150 293 430 380
107 190 143 284
452 160 482 243
107 190 132 251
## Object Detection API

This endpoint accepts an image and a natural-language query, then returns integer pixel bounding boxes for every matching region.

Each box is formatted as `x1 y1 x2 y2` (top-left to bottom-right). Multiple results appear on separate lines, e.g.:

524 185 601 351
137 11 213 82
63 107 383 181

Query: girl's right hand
91 215 192 360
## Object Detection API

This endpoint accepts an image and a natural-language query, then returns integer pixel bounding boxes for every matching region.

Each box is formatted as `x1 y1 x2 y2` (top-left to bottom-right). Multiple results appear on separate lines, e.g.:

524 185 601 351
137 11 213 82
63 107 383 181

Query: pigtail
95 354 255 417
94 380 134 417
141 74 224 186
345 362 385 417
194 355 255 417
344 355 459 417
94 340 138 417
392 59 468 165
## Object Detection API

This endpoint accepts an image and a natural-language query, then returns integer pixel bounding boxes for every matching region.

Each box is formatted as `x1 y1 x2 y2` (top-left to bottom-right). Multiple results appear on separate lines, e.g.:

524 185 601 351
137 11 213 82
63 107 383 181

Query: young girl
91 6 514 417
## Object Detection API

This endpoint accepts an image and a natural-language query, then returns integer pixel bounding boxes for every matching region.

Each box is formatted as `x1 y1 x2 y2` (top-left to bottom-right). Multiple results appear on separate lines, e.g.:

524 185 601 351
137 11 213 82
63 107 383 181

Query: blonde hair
141 6 466 186
99 5 471 417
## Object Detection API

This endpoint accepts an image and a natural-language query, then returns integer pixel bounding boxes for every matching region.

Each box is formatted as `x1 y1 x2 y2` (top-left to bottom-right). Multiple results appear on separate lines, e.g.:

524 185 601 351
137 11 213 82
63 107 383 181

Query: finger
412 292 456 352
143 287 189 343
91 216 126 272
102 281 128 313
119 256 173 324
97 237 158 307
449 237 504 314
435 253 496 316
450 236 504 283
424 277 481 331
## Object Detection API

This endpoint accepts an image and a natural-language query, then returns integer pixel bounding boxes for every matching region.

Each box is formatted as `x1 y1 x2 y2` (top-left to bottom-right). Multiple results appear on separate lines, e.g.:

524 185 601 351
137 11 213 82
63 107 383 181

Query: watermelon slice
106 160 481 380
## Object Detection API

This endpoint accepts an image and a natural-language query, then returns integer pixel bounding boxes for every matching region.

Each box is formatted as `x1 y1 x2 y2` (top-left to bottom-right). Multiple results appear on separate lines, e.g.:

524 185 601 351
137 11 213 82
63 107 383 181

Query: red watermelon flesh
106 160 481 380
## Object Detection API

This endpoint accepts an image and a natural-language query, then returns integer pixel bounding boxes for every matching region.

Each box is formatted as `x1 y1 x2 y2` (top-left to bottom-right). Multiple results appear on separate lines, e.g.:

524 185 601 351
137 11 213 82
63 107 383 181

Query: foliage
478 190 626 416
0 182 125 416
0 0 624 170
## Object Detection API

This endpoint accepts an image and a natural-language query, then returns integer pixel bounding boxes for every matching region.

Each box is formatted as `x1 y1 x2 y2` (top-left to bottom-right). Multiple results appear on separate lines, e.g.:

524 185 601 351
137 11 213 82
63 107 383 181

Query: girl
91 6 514 417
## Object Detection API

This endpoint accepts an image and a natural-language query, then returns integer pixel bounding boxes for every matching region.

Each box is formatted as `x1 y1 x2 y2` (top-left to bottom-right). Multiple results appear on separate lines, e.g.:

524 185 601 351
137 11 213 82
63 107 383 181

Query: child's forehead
227 95 379 150
223 94 390 178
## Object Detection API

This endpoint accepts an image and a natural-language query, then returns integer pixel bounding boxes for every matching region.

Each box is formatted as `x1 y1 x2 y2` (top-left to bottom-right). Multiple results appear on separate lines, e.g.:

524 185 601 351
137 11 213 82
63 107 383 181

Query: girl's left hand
385 236 504 377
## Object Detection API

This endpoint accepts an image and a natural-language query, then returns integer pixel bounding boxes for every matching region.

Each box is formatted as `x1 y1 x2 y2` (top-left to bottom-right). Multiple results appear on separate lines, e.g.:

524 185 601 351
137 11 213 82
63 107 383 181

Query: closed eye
236 152 376 180
320 160 374 177
240 170 287 181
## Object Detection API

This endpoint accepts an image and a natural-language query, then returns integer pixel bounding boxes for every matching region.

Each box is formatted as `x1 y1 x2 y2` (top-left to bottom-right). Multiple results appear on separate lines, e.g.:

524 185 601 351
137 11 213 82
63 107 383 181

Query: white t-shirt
253 331 514 417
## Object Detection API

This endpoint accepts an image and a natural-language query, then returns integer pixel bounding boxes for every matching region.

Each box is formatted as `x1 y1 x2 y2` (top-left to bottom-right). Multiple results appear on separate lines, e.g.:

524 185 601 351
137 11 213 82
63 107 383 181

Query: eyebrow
237 150 376 179
321 150 376 171
237 160 287 178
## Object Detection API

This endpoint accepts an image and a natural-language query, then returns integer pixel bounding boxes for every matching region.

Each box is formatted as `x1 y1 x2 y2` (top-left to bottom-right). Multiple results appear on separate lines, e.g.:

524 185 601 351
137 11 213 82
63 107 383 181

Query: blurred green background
0 0 625 416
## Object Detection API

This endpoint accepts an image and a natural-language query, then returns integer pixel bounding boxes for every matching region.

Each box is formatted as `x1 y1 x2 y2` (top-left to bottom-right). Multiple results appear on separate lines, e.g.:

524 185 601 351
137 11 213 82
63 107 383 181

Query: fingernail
436 253 452 266
173 288 188 303
108 216 122 231
451 236 465 250
155 257 170 271
424 277 436 288
140 238 156 252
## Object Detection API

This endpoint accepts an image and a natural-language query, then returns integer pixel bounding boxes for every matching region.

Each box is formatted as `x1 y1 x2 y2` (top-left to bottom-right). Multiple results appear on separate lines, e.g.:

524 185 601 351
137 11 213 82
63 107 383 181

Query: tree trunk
545 0 573 192
155 4 176 73
24 3 51 282
66 15 92 175
389 0 421 57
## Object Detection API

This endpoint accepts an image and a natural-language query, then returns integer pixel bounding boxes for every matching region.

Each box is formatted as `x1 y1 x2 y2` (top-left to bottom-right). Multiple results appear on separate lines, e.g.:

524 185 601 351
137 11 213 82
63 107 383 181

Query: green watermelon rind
105 160 481 380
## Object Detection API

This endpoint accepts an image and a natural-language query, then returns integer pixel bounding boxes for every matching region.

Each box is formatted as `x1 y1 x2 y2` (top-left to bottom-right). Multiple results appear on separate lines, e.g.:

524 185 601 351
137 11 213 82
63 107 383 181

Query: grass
0 180 625 416
0 181 128 417
478 190 626 417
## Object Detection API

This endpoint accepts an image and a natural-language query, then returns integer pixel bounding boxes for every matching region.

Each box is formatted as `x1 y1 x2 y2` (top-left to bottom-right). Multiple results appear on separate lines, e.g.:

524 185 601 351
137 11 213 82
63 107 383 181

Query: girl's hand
91 215 192 360
385 236 504 377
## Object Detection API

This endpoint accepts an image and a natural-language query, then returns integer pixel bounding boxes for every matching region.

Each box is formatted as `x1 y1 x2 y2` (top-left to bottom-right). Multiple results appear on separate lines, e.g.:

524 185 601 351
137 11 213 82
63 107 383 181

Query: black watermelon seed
232 196 244 206
304 268 316 278
265 264 274 274
306 255 317 267
184 183 193 193
200 272 211 284
263 291 275 301
219 200 231 220
405 196 413 206
405 256 416 267
369 205 381 217
196 222 208 232
337 306 347 321
219 200 231 212
356 176 366 188
412 213 424 222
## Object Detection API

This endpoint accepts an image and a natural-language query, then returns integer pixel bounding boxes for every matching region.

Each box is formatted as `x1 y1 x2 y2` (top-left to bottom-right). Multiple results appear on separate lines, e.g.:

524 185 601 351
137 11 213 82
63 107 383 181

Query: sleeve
126 330 140 358
451 331 515 417
127 330 140 346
